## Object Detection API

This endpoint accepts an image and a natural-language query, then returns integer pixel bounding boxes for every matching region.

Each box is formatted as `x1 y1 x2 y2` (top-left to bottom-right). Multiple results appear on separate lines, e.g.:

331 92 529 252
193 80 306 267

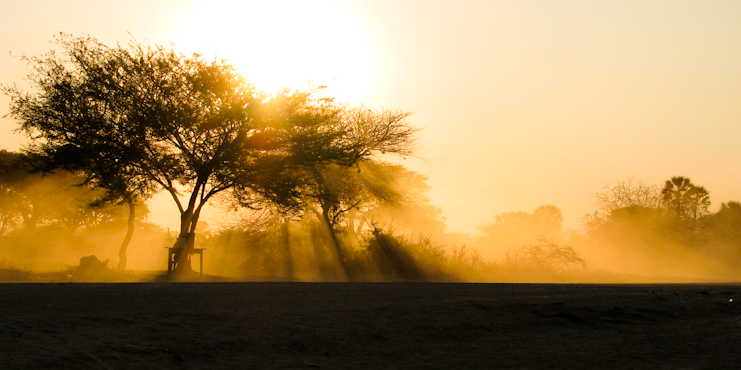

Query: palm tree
662 176 694 218
686 186 710 220
661 176 709 220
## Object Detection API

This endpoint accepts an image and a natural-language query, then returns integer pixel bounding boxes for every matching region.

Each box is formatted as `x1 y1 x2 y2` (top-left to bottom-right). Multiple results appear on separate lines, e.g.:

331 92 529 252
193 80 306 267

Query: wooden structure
167 247 204 276
166 233 203 276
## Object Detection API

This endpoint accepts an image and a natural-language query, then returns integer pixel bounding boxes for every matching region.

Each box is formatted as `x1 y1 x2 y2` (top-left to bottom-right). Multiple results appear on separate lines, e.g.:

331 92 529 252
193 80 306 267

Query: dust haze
2 35 741 283
2 148 739 283
0 150 170 275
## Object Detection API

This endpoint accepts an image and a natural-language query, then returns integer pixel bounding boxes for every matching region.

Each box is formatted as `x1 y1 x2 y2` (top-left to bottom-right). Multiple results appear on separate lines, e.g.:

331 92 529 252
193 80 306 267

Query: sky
1 0 740 235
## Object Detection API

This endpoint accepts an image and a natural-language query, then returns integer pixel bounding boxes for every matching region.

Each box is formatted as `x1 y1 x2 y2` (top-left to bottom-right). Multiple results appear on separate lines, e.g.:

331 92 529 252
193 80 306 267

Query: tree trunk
347 211 366 248
172 209 197 273
22 206 38 231
310 168 352 280
172 198 208 274
282 221 294 281
117 198 135 272
319 207 352 281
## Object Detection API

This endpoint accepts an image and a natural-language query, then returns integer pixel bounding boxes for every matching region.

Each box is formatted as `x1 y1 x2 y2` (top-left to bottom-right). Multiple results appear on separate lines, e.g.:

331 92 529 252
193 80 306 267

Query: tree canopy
3 34 418 273
661 176 710 220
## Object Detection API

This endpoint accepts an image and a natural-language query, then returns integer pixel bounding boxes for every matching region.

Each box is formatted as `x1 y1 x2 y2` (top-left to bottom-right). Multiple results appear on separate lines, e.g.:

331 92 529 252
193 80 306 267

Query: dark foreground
1 282 740 369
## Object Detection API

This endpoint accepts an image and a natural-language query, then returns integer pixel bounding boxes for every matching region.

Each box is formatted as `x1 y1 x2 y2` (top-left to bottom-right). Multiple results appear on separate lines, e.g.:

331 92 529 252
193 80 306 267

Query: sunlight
175 0 376 103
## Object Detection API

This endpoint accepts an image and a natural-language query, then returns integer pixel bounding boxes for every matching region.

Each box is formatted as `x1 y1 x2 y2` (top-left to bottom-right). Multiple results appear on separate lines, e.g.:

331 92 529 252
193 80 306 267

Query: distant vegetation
2 34 741 282
572 177 741 281
4 145 739 282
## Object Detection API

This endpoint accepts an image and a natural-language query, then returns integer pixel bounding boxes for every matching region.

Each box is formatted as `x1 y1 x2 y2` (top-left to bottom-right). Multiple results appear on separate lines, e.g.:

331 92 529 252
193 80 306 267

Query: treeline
466 177 741 282
3 34 741 282
574 177 741 281
3 152 740 282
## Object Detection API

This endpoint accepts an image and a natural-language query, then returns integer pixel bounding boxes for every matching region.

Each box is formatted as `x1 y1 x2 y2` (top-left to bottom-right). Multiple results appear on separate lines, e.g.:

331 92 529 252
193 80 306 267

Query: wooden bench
167 247 204 276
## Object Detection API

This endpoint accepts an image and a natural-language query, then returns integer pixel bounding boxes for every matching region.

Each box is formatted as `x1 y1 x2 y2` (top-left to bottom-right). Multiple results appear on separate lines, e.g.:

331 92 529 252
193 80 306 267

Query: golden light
175 0 376 103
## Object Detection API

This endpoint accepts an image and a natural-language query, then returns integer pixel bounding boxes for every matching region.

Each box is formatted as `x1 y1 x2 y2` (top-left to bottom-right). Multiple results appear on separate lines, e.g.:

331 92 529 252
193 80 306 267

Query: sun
175 0 376 103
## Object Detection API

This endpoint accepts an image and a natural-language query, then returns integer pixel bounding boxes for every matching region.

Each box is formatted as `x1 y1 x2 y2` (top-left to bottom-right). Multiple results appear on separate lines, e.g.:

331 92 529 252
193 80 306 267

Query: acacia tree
226 92 418 279
284 107 418 279
4 35 159 270
4 35 298 272
5 34 406 273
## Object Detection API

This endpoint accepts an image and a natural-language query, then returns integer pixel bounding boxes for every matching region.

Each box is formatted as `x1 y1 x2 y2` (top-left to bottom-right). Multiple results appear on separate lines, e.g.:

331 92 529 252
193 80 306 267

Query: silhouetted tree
686 186 710 220
661 176 710 220
250 103 418 280
505 239 586 273
701 201 741 249
572 176 741 278
4 35 159 270
202 163 442 282
4 34 416 274
5 35 277 271
595 178 661 215
477 205 564 251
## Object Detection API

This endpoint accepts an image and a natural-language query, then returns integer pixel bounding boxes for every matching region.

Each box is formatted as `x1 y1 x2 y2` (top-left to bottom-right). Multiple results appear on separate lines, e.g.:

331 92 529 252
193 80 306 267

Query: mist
4 145 739 284
2 33 741 284
0 151 172 277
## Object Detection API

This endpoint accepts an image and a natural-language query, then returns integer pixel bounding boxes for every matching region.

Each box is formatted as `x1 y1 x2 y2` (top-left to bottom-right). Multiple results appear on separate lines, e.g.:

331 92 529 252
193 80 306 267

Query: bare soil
2 282 740 369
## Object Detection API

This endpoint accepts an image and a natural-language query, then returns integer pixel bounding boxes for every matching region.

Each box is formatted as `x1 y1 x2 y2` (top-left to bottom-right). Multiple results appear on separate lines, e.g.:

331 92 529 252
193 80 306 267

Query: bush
500 239 586 281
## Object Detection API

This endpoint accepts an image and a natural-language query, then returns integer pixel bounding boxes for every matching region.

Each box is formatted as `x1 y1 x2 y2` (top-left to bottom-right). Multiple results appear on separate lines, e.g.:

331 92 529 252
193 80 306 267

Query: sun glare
175 0 376 103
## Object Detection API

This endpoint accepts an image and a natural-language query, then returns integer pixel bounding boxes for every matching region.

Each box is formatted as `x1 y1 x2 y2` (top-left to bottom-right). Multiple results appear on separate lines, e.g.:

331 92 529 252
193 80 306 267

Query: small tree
504 239 586 273
595 178 661 215
288 108 418 280
477 205 565 251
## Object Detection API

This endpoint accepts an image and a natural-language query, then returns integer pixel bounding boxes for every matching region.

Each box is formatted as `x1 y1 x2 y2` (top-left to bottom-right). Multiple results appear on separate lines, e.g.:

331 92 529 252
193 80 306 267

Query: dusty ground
1 282 741 369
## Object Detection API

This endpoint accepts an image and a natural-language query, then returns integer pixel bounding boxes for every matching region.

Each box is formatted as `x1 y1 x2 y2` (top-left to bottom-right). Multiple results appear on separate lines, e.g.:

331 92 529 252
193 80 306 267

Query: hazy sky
2 0 740 234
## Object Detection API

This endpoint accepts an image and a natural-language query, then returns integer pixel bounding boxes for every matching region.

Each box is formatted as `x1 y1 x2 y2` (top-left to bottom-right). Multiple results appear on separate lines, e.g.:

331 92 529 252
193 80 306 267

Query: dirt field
2 282 741 369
